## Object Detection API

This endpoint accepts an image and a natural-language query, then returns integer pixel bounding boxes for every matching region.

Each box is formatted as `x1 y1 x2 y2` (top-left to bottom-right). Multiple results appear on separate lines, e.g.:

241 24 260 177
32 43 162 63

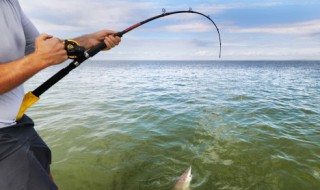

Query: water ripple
24 61 320 189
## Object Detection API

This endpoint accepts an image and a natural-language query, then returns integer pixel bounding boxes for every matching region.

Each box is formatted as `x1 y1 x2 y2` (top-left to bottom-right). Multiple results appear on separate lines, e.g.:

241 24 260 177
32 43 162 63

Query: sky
20 0 320 60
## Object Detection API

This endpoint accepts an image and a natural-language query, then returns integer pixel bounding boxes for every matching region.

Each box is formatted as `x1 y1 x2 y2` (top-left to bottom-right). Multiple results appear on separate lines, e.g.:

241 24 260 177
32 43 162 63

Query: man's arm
0 34 68 94
0 30 121 95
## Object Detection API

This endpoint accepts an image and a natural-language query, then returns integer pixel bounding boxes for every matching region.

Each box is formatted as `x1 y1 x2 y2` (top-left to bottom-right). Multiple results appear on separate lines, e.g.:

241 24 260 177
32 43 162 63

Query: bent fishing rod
16 9 222 120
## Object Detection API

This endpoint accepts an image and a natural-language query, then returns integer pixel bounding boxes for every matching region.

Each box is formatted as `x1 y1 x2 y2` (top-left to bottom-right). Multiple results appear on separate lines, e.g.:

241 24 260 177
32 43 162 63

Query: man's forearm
0 53 47 94
72 34 95 49
0 34 69 94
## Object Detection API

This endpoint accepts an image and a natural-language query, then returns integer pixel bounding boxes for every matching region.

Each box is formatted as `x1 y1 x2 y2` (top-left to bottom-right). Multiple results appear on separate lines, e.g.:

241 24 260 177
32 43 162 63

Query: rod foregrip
86 42 107 57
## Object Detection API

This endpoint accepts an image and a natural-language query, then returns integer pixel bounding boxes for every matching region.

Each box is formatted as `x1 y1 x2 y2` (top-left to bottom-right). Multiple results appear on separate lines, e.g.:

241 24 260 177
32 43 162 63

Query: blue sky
20 0 320 60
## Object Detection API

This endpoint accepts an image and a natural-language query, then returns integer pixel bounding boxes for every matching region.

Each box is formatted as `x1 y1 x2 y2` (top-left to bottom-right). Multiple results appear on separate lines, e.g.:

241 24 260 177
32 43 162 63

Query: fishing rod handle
32 61 78 97
86 42 107 57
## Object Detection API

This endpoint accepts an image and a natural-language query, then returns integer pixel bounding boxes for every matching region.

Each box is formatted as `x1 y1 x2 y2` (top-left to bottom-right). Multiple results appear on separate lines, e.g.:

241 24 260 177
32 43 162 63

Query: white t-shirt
0 0 39 128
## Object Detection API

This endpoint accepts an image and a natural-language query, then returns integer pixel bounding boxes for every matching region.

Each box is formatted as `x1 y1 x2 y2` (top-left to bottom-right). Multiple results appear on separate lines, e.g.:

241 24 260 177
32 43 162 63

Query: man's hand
72 30 121 50
34 34 68 67
0 34 68 94
103 32 121 50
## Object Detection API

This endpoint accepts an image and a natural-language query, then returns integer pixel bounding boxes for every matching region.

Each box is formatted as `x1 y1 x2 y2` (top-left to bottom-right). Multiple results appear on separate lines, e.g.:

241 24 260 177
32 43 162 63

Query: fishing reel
63 40 86 60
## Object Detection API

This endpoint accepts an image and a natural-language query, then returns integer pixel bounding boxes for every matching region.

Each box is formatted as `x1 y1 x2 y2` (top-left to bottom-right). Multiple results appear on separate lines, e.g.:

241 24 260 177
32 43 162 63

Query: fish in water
173 166 192 190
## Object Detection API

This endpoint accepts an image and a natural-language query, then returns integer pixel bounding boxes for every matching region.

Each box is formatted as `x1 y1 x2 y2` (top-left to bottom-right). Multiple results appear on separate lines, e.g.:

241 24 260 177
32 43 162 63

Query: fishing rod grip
86 42 107 57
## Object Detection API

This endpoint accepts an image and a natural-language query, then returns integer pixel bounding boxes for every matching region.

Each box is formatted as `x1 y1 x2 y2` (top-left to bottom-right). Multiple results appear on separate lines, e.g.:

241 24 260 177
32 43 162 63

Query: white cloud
162 2 284 16
223 46 320 60
20 0 158 34
228 19 320 35
30 18 85 33
162 22 214 33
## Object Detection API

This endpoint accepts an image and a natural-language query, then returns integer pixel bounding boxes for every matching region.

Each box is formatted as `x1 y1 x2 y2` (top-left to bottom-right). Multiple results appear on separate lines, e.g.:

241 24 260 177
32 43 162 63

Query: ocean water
25 61 320 190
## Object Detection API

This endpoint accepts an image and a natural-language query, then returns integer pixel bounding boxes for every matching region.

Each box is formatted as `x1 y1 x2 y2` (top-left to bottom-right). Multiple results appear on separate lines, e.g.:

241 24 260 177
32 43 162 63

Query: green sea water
25 61 320 190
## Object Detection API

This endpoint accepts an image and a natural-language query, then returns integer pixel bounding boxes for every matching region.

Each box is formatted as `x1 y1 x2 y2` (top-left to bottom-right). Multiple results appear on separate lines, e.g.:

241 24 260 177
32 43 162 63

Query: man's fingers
108 35 121 45
104 37 115 48
115 36 121 43
107 36 118 46
103 40 111 50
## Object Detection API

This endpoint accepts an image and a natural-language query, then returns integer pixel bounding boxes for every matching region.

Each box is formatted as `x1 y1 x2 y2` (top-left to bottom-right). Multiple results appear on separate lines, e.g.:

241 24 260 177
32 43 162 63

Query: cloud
30 18 85 33
162 22 214 33
309 32 320 39
228 19 320 35
20 0 158 36
176 2 284 17
223 45 320 60
20 1 282 36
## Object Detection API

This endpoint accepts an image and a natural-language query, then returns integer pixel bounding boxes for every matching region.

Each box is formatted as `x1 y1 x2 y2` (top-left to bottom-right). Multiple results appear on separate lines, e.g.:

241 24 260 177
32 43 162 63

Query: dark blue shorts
0 115 58 190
